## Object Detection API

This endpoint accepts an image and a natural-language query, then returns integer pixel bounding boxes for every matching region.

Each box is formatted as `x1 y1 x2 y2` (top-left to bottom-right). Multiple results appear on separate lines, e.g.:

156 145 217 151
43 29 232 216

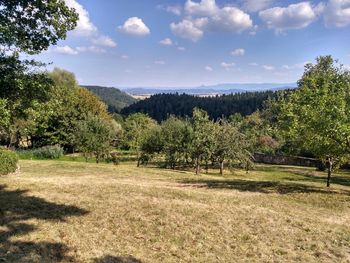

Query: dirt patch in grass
0 160 350 262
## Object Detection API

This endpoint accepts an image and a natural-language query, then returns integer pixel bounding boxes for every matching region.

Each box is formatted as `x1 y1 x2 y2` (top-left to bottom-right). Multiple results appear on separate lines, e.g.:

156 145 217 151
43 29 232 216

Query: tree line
121 91 282 122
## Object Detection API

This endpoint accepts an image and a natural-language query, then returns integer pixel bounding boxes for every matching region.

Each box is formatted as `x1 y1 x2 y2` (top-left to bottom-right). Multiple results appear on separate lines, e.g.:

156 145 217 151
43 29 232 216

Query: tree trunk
205 160 209 174
137 151 140 167
327 157 333 187
195 157 200 175
219 161 224 175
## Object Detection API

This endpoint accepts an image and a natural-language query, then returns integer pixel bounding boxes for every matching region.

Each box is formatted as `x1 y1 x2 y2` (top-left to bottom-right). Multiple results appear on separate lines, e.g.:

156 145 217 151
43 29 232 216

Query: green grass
0 161 349 262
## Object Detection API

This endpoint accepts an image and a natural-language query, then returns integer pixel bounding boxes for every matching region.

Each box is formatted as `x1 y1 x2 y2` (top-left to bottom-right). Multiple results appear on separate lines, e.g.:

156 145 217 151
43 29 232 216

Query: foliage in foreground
0 149 18 175
278 56 350 186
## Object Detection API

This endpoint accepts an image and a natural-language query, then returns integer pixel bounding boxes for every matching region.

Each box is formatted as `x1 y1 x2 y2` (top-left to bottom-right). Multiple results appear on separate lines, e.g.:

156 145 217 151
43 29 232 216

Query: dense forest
83 85 137 112
121 91 283 122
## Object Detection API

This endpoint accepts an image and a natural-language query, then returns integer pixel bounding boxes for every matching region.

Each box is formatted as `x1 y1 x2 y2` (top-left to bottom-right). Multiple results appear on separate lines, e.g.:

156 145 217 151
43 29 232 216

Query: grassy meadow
0 160 350 262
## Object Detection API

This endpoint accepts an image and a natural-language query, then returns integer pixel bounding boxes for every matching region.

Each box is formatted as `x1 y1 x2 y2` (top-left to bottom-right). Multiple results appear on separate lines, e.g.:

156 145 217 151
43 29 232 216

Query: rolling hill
82 85 137 112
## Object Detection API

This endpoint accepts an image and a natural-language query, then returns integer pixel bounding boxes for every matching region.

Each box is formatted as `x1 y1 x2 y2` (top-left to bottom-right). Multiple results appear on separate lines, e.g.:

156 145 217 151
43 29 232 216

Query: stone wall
253 153 322 168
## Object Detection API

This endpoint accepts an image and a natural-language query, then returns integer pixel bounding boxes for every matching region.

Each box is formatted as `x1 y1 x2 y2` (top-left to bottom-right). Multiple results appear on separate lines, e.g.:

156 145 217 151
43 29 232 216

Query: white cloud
323 0 350 27
263 65 275 71
49 45 107 55
221 62 236 71
171 0 253 41
185 0 218 16
208 6 253 32
249 62 259 66
118 17 150 36
76 46 106 53
121 55 129 59
205 66 213 71
259 2 317 31
231 48 245 56
50 45 78 55
92 36 117 47
166 5 182 16
158 5 182 16
282 61 311 70
242 0 275 12
159 38 173 46
154 60 165 65
177 46 186 51
64 0 97 36
170 19 205 42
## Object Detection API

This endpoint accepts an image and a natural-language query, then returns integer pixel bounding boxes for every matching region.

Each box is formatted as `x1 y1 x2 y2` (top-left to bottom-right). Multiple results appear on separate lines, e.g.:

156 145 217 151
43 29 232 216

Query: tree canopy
0 0 78 54
278 56 350 186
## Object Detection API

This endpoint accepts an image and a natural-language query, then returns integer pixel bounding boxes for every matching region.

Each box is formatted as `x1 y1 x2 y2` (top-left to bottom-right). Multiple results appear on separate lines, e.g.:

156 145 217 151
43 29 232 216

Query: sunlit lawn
0 160 349 262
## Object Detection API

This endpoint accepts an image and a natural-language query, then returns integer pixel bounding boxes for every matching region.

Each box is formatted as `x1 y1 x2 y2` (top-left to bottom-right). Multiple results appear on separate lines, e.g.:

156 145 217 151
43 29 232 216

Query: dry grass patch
0 160 350 262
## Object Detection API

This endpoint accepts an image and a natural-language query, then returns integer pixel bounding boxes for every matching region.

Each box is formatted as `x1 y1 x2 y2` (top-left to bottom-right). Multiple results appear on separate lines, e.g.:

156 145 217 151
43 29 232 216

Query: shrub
0 149 19 175
33 145 64 159
17 145 64 160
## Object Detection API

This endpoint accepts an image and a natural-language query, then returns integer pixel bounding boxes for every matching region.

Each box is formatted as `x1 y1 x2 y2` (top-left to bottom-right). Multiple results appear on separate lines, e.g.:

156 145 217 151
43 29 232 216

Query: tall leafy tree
123 113 156 167
213 120 252 175
74 114 118 163
33 68 112 149
278 56 350 187
160 116 193 169
191 108 213 174
1 0 78 54
0 0 78 146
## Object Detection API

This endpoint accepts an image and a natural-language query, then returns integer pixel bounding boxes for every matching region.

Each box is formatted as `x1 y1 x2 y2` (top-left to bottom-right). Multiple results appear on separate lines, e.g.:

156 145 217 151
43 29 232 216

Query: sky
34 0 350 88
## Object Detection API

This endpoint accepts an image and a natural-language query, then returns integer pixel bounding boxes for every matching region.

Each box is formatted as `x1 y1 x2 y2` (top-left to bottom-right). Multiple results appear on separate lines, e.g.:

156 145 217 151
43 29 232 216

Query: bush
17 145 64 160
33 145 64 159
0 149 19 175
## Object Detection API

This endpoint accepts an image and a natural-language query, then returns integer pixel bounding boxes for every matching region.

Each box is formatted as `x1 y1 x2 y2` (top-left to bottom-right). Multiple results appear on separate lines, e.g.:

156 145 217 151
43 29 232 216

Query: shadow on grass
282 169 350 187
94 255 142 263
178 178 350 195
0 184 88 262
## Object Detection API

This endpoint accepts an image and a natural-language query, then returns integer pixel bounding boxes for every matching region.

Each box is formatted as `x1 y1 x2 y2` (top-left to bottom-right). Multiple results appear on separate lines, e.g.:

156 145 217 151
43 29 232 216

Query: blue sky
35 0 350 87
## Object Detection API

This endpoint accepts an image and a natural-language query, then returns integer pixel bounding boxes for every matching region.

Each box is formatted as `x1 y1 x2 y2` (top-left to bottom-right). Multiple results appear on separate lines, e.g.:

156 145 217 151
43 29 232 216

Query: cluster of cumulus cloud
51 0 350 55
163 0 350 41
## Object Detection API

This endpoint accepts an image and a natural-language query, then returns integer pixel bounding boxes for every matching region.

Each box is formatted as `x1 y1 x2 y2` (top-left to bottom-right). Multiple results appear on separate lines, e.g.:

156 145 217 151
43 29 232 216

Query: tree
238 111 280 155
160 116 193 169
0 0 78 146
123 113 156 167
32 68 113 150
74 114 118 163
278 56 350 187
1 0 78 54
191 108 213 174
213 120 252 175
140 125 164 164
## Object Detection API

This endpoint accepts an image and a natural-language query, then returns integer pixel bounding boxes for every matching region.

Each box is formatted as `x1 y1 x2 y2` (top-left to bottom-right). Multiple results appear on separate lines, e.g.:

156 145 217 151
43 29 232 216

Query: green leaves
0 0 78 54
278 55 350 164
74 114 117 163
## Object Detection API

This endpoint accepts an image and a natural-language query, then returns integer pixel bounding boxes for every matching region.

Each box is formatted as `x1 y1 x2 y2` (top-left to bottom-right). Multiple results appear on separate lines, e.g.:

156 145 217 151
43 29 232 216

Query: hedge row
0 149 19 175
17 145 64 160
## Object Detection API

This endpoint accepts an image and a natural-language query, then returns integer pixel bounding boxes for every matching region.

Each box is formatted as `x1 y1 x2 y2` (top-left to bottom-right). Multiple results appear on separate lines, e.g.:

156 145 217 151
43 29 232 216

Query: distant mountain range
121 83 297 96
